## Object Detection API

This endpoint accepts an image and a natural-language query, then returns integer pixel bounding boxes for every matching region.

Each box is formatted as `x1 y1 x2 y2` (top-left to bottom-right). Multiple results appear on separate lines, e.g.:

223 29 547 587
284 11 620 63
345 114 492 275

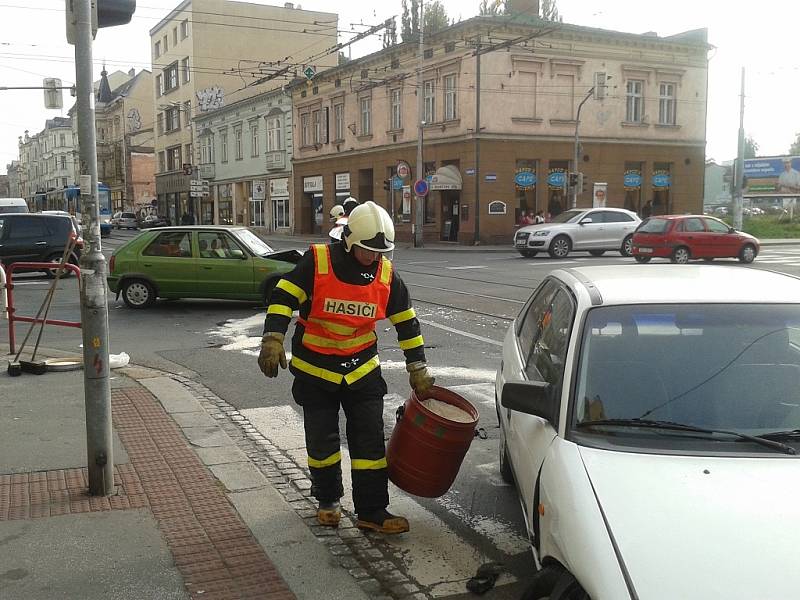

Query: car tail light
109 255 115 271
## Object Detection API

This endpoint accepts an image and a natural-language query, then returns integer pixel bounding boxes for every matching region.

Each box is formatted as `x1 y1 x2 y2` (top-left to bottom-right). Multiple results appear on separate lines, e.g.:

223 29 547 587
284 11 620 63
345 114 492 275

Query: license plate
638 247 653 253
515 241 527 247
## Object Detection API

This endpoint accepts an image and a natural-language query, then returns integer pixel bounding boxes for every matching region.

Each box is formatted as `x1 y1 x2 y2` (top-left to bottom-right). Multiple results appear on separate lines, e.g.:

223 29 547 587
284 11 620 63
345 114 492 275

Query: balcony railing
265 151 285 171
198 163 215 179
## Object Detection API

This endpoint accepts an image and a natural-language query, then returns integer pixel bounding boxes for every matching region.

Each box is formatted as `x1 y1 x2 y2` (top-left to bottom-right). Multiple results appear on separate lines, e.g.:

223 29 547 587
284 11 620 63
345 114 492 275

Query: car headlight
533 230 550 237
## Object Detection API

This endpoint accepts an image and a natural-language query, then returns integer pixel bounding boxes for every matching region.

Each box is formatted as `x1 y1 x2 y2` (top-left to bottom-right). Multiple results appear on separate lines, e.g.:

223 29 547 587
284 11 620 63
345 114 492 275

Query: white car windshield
234 229 274 256
550 209 587 224
573 304 800 444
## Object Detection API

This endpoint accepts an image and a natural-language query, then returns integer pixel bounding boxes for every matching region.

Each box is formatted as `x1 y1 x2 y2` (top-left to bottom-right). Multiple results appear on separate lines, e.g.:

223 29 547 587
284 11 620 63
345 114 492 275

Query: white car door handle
36 241 48 245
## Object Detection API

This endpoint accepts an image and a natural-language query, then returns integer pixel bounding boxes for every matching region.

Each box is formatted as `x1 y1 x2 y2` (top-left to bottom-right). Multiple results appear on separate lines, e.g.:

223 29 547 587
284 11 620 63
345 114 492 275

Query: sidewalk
0 349 411 600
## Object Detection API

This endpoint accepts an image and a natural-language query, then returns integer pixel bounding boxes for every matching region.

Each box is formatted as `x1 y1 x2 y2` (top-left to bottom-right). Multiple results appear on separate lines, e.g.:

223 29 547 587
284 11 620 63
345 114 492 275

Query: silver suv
112 211 139 230
514 207 641 258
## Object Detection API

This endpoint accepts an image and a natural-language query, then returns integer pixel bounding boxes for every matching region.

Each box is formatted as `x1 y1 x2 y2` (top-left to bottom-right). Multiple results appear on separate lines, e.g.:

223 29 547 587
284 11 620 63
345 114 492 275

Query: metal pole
572 88 594 210
474 36 481 245
414 0 424 248
74 0 114 496
733 68 745 231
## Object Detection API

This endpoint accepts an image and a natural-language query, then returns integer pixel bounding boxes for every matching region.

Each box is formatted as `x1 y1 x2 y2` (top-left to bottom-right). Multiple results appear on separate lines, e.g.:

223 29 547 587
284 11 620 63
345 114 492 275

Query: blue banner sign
652 172 671 188
514 171 537 188
624 171 642 188
547 170 566 187
744 157 800 177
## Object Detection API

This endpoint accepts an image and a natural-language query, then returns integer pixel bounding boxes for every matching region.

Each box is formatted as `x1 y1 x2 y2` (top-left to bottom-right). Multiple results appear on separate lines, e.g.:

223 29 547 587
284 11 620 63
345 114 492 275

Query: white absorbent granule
421 398 474 423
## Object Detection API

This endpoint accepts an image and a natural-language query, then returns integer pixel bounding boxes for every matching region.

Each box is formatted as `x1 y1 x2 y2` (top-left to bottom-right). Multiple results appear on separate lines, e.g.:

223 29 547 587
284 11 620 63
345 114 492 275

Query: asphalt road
4 229 800 598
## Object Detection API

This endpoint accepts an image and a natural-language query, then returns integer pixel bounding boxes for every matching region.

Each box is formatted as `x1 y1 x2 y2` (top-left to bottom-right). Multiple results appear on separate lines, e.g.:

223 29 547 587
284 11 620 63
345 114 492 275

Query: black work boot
317 500 341 527
356 509 409 534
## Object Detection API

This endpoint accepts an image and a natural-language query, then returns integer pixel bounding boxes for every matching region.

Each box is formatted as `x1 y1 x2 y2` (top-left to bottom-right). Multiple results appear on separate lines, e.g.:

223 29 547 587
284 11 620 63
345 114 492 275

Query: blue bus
64 182 112 237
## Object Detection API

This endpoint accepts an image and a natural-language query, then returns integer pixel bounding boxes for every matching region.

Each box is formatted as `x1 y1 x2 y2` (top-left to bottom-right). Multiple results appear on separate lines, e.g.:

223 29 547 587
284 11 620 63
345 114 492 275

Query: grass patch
723 215 800 239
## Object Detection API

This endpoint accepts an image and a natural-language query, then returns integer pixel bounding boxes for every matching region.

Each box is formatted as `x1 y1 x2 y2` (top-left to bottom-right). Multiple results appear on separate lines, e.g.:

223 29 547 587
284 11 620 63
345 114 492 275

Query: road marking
408 283 526 304
407 260 450 265
7 281 49 286
242 382 525 597
446 265 487 270
418 318 504 347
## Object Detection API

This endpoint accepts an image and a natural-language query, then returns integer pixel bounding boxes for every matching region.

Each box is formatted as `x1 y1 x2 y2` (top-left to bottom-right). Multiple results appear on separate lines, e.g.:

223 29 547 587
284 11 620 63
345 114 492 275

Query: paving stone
391 582 420 596
356 578 383 595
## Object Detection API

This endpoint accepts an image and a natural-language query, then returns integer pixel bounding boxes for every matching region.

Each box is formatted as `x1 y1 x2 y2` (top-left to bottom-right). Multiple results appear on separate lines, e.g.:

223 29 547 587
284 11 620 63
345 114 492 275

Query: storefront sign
514 171 537 189
270 178 289 197
593 182 608 208
652 172 672 188
252 180 266 200
485 174 497 182
303 175 323 193
623 170 642 189
547 169 567 189
335 172 350 190
465 168 476 176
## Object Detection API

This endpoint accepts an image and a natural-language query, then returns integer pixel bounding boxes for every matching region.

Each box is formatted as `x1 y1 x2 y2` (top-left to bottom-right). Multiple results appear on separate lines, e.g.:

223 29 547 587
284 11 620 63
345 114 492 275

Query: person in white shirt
777 158 800 194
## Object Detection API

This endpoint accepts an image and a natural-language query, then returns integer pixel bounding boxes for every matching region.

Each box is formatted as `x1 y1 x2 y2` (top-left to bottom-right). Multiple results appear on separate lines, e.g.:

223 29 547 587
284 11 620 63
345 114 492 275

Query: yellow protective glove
407 361 435 395
258 333 287 377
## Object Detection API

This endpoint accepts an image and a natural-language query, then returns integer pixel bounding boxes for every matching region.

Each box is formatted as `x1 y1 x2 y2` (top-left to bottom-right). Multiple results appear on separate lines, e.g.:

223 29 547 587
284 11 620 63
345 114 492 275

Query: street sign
413 179 429 197
392 175 404 190
303 66 316 80
397 161 411 179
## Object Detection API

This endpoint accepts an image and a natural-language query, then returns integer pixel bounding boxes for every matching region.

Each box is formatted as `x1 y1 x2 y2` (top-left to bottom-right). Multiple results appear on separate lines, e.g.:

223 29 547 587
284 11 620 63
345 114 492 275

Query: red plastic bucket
386 385 479 498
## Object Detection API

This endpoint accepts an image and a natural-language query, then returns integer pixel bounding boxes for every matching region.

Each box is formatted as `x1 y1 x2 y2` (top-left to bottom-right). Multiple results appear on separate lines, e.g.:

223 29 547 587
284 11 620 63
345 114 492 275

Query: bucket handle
395 404 405 422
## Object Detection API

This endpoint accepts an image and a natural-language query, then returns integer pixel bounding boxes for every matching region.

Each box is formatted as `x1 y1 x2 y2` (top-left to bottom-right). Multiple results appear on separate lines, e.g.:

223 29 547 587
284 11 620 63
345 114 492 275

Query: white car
496 265 800 599
514 208 640 259
111 211 139 229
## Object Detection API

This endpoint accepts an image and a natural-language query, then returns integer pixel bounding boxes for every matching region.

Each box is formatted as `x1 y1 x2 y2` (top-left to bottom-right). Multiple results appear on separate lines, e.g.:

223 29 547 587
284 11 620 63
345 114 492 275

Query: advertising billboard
743 156 800 197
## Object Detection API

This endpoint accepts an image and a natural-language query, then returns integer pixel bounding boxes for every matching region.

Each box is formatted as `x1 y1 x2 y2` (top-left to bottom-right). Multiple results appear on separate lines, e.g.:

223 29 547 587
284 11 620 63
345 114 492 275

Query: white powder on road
421 398 475 423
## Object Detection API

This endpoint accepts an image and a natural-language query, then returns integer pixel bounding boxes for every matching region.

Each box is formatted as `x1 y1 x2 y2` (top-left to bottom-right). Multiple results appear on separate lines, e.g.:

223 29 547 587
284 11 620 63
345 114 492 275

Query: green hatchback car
107 226 302 308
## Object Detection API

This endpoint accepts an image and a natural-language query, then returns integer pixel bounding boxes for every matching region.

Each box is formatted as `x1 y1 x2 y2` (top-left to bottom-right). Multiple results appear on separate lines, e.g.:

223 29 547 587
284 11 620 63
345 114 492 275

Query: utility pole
413 0 425 248
73 0 114 496
733 68 745 231
572 87 594 209
474 35 481 245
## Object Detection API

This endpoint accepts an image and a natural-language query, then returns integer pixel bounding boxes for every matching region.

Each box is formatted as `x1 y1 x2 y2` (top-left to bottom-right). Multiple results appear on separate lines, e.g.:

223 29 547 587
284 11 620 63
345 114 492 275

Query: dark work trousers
292 375 389 514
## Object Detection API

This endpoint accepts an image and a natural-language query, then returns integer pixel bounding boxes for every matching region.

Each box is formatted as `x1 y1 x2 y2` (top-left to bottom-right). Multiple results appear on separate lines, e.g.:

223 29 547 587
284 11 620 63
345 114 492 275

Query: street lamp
572 76 611 209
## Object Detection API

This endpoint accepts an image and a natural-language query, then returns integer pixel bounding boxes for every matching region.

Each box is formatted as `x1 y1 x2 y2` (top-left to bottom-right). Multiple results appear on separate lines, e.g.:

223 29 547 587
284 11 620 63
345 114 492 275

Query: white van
0 198 29 214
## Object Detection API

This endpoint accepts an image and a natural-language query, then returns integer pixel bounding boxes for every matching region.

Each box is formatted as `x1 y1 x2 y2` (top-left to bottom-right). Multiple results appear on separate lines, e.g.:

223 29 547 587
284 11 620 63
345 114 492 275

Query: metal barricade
5 262 82 355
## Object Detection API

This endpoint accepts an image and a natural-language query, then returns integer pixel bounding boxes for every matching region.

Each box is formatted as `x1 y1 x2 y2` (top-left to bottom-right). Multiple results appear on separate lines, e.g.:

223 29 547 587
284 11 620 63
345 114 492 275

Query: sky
2 0 800 174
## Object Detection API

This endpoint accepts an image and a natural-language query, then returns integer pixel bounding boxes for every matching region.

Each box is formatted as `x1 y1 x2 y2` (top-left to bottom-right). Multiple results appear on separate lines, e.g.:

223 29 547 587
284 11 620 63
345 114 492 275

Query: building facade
290 17 710 244
5 161 21 198
193 88 294 230
149 0 337 225
16 118 76 209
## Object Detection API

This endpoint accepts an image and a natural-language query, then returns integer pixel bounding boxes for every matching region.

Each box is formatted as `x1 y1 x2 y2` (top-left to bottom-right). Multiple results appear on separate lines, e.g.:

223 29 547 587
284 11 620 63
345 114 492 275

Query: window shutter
322 107 329 144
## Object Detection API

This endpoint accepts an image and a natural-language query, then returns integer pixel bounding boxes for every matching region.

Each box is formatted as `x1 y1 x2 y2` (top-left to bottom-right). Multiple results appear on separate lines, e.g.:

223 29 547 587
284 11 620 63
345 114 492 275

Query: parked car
139 214 171 229
632 215 759 264
0 213 82 276
514 207 640 259
496 265 800 599
0 198 29 214
107 226 302 308
111 211 139 230
42 210 82 237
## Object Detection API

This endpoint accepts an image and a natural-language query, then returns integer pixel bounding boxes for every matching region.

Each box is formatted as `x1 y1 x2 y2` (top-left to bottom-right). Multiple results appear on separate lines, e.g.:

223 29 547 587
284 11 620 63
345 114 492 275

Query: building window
444 74 457 120
626 79 644 123
59 133 66 146
555 74 574 120
266 117 282 151
272 196 289 229
333 103 344 140
312 110 321 144
162 34 168 52
165 107 180 132
154 40 161 58
200 136 213 163
220 131 228 162
301 113 310 146
62 177 68 188
390 88 402 130
180 19 189 39
172 27 178 46
60 155 66 170
164 62 179 92
183 101 191 127
156 74 163 97
157 112 164 134
360 96 371 135
445 41 455 53
181 57 190 84
423 80 435 123
185 143 192 165
250 122 260 156
166 145 181 171
234 126 242 160
658 82 676 125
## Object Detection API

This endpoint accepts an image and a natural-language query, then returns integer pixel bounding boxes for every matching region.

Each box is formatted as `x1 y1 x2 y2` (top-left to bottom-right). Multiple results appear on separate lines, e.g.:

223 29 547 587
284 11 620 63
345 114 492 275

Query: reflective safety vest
297 244 392 356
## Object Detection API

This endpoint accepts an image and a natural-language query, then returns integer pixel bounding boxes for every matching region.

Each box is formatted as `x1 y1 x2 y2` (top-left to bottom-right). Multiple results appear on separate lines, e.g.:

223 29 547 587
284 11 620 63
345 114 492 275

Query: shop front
269 177 290 231
428 165 462 242
303 175 324 234
251 180 266 227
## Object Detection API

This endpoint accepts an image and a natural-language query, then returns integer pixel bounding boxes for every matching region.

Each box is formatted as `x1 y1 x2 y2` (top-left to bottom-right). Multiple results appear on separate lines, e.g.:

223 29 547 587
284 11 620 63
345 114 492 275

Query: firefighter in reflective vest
258 200 434 534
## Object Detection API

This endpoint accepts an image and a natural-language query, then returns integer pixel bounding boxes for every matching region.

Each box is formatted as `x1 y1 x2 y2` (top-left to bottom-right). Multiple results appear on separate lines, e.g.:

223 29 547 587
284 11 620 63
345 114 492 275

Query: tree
479 0 505 15
540 0 562 22
383 17 398 48
401 0 412 41
423 0 449 33
790 133 800 156
337 52 350 66
411 0 419 38
744 135 759 159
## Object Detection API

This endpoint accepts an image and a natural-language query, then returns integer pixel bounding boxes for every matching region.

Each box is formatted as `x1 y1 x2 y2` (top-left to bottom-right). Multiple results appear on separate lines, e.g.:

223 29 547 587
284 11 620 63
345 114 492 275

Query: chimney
128 68 135 77
284 2 294 8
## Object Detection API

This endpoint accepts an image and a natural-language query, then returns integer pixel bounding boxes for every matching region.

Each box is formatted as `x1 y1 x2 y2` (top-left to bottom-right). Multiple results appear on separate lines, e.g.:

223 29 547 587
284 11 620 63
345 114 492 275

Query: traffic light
383 179 391 191
568 172 579 188
579 173 588 194
66 0 137 45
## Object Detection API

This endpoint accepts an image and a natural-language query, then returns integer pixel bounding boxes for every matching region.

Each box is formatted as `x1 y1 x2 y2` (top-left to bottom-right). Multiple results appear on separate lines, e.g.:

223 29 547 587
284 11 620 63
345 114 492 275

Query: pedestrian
642 200 653 219
329 204 346 243
534 210 545 224
342 196 359 216
518 211 533 226
258 201 434 534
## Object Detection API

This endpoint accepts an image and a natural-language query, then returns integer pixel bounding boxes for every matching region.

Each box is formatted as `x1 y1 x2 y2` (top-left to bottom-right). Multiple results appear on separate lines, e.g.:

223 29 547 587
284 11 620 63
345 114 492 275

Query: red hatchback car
632 215 760 264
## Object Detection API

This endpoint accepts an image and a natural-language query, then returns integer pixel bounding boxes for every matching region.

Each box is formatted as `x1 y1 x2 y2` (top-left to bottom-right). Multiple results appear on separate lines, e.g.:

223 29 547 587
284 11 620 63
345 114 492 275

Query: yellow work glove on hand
407 361 435 395
258 333 287 377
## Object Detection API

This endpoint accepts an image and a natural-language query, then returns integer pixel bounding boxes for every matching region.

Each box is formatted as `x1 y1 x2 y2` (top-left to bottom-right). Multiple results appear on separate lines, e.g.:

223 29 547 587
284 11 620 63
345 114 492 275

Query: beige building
291 16 710 244
150 0 337 225
16 118 76 209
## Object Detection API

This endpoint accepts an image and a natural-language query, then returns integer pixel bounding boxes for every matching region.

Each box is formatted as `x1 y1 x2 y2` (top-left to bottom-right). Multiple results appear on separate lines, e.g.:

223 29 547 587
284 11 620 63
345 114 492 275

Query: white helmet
329 204 345 222
343 201 395 253
342 196 359 216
